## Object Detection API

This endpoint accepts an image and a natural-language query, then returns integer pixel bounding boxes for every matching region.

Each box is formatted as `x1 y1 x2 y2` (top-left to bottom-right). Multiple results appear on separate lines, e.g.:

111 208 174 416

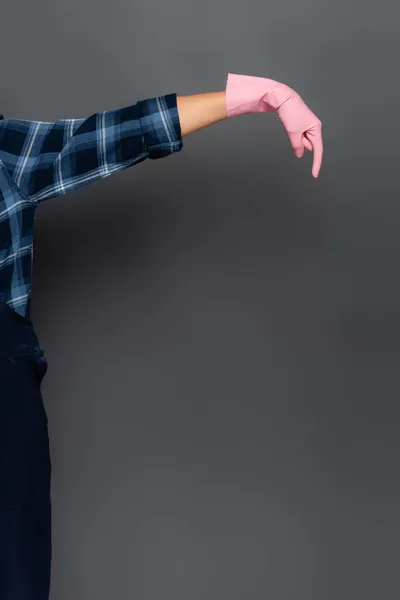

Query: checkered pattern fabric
0 94 182 317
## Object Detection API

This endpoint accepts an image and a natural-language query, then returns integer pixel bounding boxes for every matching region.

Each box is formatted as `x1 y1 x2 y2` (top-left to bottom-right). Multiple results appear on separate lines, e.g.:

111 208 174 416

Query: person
0 72 323 599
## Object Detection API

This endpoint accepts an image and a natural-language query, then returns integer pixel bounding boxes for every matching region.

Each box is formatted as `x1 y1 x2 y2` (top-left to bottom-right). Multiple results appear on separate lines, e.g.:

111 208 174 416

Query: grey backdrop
2 0 399 599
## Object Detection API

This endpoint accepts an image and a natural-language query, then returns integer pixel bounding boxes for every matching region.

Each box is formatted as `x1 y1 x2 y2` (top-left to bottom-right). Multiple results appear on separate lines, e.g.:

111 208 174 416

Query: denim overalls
0 299 51 599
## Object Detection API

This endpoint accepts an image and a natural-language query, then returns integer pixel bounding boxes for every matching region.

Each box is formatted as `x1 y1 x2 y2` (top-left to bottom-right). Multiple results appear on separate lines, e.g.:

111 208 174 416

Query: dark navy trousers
0 300 51 599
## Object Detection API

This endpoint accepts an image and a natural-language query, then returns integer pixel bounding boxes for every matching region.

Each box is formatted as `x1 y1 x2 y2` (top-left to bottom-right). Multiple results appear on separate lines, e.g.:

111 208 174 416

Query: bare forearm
176 92 227 137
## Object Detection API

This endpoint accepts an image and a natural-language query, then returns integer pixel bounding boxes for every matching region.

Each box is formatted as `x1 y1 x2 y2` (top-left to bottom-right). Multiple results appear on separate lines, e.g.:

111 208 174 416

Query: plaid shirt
0 94 182 318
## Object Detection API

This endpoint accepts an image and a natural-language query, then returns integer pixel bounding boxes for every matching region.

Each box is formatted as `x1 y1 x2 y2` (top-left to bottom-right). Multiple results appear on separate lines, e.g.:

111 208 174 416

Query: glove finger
303 135 313 152
288 132 305 159
307 126 323 178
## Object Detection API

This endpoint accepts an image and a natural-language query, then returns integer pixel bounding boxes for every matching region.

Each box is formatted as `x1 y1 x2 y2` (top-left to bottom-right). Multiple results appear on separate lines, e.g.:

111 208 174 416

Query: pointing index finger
307 127 323 178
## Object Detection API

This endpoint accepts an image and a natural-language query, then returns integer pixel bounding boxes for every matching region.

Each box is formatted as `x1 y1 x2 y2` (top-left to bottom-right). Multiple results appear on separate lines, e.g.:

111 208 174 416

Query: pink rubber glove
225 73 323 178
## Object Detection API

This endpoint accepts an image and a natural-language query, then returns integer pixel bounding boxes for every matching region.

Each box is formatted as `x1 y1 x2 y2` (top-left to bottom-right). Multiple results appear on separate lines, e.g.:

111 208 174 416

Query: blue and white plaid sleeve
0 94 182 203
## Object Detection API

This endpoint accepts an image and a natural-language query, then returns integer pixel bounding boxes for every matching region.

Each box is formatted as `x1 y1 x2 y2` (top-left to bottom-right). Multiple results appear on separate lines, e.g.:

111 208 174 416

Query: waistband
0 299 44 361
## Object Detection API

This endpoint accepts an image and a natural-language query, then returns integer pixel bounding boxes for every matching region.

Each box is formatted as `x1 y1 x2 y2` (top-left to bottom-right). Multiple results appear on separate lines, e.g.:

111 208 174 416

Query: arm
0 74 322 202
0 92 226 204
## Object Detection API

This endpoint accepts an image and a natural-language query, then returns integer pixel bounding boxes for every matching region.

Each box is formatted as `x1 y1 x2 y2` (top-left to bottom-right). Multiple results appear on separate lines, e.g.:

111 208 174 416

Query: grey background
2 0 400 598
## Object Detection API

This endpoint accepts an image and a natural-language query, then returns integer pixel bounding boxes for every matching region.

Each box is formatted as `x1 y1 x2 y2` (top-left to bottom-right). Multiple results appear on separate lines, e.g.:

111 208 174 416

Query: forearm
177 92 227 137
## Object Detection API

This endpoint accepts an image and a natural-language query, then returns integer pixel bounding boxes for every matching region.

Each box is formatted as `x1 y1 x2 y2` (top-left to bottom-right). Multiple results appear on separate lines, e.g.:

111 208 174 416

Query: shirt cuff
136 93 183 160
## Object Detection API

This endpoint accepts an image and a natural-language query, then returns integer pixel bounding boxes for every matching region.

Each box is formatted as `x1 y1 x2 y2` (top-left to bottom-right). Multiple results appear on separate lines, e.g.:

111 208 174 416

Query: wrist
177 91 227 137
